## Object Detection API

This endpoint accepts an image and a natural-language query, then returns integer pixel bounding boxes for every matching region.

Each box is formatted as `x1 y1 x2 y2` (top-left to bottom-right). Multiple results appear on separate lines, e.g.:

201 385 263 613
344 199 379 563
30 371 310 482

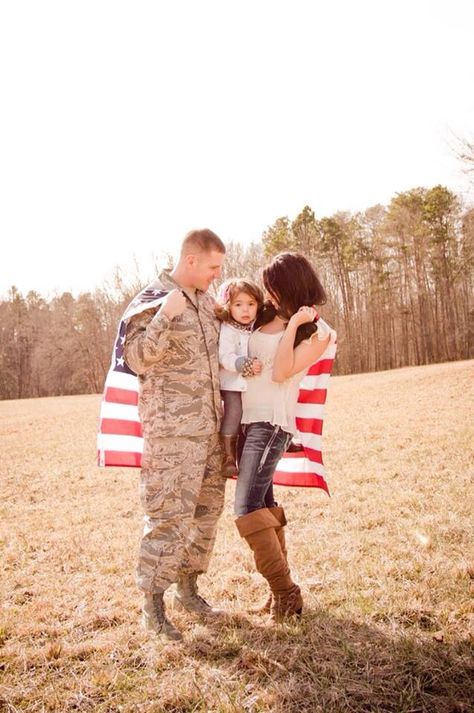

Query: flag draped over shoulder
272 317 337 493
97 286 168 468
98 299 336 494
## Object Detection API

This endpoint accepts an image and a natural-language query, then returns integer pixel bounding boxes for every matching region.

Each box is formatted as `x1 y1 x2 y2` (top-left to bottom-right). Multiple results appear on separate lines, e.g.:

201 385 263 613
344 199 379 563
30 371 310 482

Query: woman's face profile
264 286 279 309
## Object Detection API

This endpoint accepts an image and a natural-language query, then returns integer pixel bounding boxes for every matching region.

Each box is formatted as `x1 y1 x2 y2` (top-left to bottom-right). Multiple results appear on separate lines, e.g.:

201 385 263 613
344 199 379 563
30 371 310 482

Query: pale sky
1 0 473 298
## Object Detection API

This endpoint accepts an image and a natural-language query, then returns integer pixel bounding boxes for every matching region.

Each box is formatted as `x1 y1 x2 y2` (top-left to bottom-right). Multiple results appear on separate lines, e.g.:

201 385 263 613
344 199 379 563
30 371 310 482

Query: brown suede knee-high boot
236 508 302 621
271 505 288 560
247 505 288 614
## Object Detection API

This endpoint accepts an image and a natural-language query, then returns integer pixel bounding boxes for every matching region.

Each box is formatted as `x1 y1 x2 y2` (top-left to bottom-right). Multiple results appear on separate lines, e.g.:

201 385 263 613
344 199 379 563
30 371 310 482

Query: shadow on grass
183 606 474 713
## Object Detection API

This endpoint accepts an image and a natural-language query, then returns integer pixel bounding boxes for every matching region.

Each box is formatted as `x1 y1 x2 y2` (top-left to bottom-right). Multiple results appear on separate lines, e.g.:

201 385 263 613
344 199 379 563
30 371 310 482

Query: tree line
1 184 473 400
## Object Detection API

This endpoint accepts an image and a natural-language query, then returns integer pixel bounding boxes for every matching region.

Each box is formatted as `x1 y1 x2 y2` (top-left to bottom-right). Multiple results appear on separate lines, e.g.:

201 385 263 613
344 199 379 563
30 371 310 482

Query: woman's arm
272 308 330 382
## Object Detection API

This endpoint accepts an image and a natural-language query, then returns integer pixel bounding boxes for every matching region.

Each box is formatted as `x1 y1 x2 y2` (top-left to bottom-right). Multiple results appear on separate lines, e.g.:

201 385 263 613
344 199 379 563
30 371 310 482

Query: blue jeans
234 422 292 517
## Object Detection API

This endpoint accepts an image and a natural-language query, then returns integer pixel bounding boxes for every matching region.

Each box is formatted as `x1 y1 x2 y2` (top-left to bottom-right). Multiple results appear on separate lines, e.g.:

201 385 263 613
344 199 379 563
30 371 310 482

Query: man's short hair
181 229 226 255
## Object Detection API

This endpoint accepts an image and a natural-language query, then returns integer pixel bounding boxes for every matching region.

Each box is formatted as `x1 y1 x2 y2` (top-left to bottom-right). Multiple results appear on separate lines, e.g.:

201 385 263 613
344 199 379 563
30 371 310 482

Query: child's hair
215 278 264 322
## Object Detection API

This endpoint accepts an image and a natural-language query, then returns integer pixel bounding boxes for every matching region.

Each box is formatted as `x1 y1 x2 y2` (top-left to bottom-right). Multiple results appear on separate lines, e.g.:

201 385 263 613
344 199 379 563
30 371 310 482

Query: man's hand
160 289 187 320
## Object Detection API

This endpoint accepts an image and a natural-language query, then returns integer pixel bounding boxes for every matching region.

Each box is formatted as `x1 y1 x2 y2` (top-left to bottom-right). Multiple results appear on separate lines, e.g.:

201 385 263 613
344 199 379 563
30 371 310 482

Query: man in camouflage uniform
123 229 226 641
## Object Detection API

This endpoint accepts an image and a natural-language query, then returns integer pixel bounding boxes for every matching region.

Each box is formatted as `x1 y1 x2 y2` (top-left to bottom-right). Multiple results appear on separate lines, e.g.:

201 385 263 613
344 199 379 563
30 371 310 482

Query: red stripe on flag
98 450 142 467
306 358 333 376
302 446 323 464
100 419 143 437
298 388 327 405
272 469 329 491
296 417 323 435
105 386 138 406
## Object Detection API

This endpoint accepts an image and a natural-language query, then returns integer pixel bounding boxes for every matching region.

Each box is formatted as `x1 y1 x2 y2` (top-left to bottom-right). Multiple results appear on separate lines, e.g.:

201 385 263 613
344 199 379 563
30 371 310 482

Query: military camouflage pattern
124 269 222 438
137 432 225 593
123 269 225 593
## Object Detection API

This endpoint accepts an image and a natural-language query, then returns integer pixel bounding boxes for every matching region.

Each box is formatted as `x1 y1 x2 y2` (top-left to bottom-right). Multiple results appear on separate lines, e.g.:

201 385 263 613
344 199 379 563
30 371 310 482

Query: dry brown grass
1 360 473 713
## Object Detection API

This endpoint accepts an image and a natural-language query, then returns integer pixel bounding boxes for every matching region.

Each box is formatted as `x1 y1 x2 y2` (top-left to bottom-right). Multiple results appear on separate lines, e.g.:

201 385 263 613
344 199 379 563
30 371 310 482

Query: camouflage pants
137 432 225 593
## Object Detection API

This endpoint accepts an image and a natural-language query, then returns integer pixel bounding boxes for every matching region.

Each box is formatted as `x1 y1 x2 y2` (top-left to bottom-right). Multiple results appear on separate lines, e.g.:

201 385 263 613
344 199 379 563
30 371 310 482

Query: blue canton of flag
113 288 169 375
114 321 135 375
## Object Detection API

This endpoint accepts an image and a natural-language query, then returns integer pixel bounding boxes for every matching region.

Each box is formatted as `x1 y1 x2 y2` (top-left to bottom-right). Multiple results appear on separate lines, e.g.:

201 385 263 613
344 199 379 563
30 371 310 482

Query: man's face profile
189 250 225 291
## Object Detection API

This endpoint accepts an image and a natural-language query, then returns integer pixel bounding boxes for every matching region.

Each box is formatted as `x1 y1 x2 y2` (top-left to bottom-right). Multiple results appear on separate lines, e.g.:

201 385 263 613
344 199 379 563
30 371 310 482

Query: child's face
230 291 259 325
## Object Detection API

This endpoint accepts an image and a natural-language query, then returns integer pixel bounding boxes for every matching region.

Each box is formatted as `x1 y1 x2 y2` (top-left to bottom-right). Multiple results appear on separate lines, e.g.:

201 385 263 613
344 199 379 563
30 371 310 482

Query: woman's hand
240 357 263 377
251 358 262 375
288 305 318 328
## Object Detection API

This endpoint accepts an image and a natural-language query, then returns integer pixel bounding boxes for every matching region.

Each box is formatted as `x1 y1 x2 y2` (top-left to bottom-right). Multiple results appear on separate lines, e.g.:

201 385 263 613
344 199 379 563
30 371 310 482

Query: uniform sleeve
219 324 243 372
123 307 173 375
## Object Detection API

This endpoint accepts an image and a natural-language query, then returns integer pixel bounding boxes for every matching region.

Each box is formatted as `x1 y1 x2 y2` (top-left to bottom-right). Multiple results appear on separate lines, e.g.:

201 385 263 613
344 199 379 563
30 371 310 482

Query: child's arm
219 325 262 375
272 308 330 382
219 324 245 372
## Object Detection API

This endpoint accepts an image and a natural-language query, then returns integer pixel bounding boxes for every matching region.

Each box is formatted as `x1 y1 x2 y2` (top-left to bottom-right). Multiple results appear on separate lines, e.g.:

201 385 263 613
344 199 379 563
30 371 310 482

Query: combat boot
174 573 223 617
142 592 183 641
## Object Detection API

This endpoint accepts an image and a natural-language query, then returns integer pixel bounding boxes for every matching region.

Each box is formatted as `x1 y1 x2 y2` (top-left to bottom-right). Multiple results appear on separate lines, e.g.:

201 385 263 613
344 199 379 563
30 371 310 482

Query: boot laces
152 592 165 614
195 593 211 607
180 576 209 604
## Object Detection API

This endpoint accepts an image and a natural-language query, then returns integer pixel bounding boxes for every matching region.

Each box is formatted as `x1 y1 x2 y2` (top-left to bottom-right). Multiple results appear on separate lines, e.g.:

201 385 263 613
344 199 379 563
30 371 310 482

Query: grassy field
1 360 473 713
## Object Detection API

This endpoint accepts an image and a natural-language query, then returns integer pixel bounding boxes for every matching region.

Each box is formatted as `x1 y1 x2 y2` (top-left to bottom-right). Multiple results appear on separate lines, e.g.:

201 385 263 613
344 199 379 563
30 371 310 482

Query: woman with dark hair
234 252 331 622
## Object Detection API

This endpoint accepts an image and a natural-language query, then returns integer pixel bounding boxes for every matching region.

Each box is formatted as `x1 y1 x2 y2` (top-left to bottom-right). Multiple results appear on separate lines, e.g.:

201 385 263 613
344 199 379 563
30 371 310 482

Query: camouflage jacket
123 270 222 438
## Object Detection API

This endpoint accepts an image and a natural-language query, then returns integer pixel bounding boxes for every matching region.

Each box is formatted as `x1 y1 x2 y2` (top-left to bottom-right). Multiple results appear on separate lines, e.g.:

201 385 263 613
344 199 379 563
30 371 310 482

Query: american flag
97 286 169 468
98 298 336 493
272 317 337 492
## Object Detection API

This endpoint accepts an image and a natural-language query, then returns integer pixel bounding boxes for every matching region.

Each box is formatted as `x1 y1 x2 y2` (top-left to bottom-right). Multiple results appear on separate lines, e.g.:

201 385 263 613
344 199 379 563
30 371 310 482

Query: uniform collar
158 268 203 296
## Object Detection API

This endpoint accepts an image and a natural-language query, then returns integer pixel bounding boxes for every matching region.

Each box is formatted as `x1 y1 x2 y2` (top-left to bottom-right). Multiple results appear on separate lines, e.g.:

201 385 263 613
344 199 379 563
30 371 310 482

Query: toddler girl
216 278 264 477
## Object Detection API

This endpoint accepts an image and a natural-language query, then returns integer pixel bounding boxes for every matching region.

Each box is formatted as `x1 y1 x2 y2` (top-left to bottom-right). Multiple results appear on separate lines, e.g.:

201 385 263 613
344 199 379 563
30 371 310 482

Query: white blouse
241 329 307 436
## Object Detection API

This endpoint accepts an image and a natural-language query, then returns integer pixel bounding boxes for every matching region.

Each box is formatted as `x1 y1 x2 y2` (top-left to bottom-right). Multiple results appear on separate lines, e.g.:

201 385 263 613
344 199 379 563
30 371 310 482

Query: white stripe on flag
300 373 331 391
104 371 139 391
322 343 337 359
295 403 326 420
276 456 327 478
97 434 144 453
100 402 140 422
300 433 322 451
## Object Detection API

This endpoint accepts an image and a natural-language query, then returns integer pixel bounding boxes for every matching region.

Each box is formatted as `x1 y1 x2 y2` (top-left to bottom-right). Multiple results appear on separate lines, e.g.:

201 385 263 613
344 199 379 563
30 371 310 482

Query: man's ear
184 253 197 269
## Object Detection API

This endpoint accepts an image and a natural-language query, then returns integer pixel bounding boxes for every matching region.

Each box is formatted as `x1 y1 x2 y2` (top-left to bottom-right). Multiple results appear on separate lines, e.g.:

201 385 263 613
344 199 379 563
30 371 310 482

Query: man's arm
124 289 186 375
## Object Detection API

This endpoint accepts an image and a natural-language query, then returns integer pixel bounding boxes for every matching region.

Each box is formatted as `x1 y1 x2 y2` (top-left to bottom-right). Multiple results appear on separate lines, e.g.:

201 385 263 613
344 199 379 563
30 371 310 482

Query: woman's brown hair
256 252 327 346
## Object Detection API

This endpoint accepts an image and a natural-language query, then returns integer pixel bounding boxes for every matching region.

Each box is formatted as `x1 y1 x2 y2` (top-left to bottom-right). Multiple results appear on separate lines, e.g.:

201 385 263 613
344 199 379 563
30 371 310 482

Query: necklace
229 318 253 332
